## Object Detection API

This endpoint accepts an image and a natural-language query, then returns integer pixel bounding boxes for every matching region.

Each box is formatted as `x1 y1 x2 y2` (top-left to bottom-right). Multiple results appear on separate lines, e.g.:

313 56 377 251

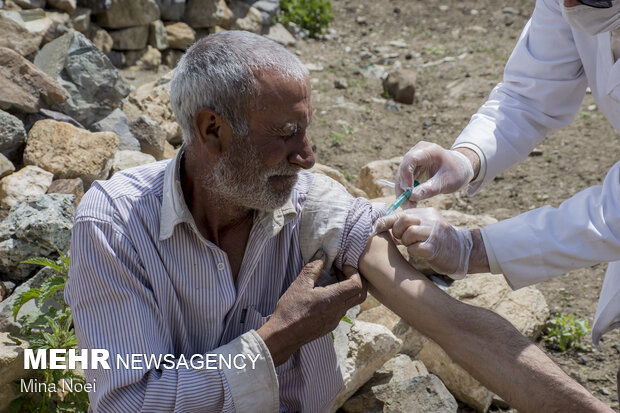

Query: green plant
9 254 90 413
544 313 591 352
278 0 334 38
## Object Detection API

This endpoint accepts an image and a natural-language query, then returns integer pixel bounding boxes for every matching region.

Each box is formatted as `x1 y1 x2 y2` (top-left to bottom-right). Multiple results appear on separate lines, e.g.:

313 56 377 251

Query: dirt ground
295 0 619 410
121 0 619 410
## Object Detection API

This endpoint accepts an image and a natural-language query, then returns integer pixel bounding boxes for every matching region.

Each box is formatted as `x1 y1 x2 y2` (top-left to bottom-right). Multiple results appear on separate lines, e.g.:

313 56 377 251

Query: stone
0 194 74 281
0 155 15 179
155 0 185 21
43 10 71 44
91 108 140 150
161 48 183 68
21 107 85 132
13 0 44 8
95 0 160 29
129 115 167 160
383 69 416 105
46 177 83 207
0 47 69 114
359 292 381 312
0 165 53 209
111 150 156 175
126 72 183 144
265 22 296 46
0 332 33 412
24 119 119 188
358 304 426 357
76 0 110 14
165 21 195 50
334 78 348 89
70 6 90 33
137 45 161 70
110 25 149 50
0 11 44 56
148 20 169 50
332 305 360 372
331 321 402 410
253 0 278 21
448 273 549 340
185 0 233 29
0 110 27 163
34 30 132 127
162 140 176 159
87 23 113 54
413 274 550 411
47 0 75 12
358 156 402 198
232 6 262 33
372 375 457 413
342 354 430 413
310 163 367 198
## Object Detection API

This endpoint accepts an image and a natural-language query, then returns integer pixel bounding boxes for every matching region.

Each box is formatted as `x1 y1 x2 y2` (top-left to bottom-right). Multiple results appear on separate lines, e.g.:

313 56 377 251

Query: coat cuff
218 330 279 412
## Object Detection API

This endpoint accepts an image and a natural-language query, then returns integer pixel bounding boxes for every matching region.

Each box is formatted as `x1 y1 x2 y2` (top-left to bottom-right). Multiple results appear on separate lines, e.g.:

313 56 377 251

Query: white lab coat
452 0 620 347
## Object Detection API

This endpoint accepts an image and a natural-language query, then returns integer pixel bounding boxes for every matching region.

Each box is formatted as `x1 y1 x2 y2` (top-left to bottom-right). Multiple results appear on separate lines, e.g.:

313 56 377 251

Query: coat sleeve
481 161 620 289
453 0 588 194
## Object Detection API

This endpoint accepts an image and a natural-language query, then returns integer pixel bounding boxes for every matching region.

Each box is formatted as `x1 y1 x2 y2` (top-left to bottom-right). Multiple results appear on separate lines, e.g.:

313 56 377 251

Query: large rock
34 30 131 127
0 155 14 180
357 304 425 357
91 108 139 151
0 110 27 163
155 0 185 21
331 321 402 411
148 20 169 50
46 177 84 207
310 163 367 198
70 6 90 33
0 194 74 281
13 0 44 7
129 115 167 160
109 25 149 50
111 150 156 175
342 354 456 413
0 333 33 412
165 21 195 50
0 165 54 209
138 45 161 70
232 5 262 33
185 0 233 29
87 23 113 54
76 0 111 14
24 119 118 188
358 157 402 198
414 273 549 412
125 71 183 145
265 22 296 46
0 10 45 56
0 47 70 114
95 0 160 29
43 10 72 44
47 0 75 12
383 69 417 105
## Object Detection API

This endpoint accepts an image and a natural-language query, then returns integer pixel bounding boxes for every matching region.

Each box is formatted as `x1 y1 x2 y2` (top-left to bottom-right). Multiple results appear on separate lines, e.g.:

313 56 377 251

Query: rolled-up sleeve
66 215 279 412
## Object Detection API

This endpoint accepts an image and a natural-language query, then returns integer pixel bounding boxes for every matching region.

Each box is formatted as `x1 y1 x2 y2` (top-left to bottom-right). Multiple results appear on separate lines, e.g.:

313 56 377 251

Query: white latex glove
374 207 473 279
396 141 474 208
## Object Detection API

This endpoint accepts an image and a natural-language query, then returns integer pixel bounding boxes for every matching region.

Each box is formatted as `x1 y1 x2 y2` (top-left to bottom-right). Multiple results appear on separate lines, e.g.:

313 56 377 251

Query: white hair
170 31 309 144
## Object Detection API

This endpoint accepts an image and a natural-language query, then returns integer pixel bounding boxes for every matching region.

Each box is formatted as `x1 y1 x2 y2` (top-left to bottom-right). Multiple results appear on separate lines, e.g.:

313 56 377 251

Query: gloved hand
396 141 475 208
374 207 473 279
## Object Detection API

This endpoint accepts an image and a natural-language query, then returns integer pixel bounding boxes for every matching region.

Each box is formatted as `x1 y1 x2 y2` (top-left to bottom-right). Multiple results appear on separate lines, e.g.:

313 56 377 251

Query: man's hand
396 141 478 207
257 250 367 366
374 207 475 278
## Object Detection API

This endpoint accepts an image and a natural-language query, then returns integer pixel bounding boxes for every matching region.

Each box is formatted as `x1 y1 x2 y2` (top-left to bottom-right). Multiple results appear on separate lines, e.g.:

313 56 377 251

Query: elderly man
66 31 610 412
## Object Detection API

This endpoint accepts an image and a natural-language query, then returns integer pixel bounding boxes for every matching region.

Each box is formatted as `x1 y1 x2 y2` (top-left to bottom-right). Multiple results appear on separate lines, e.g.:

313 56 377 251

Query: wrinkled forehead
252 70 312 117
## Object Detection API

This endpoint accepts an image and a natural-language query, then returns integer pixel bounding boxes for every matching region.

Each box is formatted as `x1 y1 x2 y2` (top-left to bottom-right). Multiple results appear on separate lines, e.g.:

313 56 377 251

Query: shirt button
217 263 225 271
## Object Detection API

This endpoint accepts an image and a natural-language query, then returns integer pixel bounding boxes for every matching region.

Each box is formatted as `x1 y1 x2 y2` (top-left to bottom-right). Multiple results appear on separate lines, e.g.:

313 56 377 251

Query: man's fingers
299 249 326 287
407 242 435 259
409 179 437 203
400 225 432 246
327 271 366 305
391 214 423 239
374 214 400 234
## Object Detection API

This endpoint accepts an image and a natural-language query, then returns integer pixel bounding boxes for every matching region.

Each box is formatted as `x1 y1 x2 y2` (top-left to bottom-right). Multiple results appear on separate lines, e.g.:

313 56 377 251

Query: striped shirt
65 150 383 412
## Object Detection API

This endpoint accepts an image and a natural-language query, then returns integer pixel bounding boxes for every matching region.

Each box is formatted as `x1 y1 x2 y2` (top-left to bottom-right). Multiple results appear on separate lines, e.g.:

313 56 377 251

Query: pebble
471 9 479 15
439 5 449 11
601 387 611 396
578 355 589 365
588 104 597 111
384 100 401 113
334 79 348 90
594 354 604 362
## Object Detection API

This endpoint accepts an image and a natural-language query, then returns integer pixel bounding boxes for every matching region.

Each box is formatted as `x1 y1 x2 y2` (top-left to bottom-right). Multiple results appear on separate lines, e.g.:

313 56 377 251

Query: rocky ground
0 0 618 411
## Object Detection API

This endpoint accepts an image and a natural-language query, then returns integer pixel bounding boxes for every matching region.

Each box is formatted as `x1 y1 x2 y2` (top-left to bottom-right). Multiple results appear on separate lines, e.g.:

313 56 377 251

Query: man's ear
193 108 227 153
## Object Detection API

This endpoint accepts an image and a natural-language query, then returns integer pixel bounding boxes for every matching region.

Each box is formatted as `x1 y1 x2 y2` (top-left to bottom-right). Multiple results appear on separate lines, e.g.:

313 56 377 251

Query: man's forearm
468 229 491 273
359 233 612 413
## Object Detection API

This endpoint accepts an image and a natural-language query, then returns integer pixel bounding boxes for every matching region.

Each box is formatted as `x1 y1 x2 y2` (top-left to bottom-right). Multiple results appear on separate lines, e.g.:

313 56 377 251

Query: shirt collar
159 147 298 241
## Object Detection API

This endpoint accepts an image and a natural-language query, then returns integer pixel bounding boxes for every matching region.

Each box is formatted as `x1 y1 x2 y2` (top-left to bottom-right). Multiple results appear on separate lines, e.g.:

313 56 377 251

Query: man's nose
288 133 315 169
